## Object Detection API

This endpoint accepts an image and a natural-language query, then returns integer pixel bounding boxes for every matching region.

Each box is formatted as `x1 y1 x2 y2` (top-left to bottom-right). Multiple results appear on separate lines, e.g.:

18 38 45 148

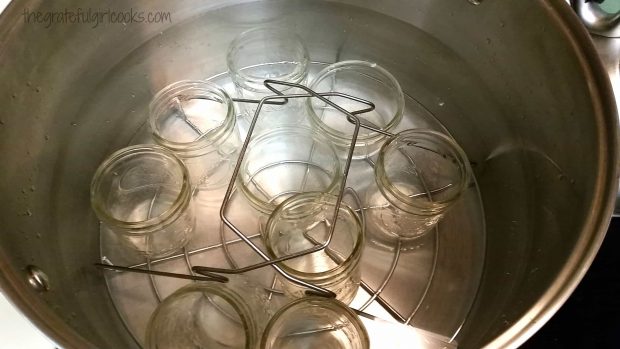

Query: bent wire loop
96 79 397 299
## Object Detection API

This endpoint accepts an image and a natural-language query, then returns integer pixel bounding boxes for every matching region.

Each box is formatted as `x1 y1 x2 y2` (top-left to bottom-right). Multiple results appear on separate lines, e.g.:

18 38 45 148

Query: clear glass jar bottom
149 80 240 192
238 127 341 215
90 145 195 257
227 27 310 132
261 297 369 349
307 60 404 159
146 278 269 349
364 129 471 249
265 192 364 304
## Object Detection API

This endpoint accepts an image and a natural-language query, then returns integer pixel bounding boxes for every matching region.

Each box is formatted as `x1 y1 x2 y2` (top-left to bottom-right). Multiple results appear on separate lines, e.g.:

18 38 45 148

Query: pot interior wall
0 0 614 348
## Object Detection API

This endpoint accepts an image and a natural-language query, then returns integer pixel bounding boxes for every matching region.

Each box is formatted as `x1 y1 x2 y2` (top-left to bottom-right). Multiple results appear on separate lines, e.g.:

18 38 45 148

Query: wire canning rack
97 77 484 347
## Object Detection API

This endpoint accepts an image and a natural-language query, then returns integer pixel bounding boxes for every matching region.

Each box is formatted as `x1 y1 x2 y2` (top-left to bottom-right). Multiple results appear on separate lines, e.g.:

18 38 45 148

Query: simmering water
95 1 486 346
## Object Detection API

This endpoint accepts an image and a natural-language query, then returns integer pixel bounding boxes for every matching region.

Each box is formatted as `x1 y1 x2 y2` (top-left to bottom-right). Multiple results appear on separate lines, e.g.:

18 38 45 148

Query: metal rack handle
96 80 391 299
193 80 380 298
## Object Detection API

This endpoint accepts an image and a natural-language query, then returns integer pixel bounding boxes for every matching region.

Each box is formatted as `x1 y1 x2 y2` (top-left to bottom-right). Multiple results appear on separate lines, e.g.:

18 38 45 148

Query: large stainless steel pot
0 1 617 348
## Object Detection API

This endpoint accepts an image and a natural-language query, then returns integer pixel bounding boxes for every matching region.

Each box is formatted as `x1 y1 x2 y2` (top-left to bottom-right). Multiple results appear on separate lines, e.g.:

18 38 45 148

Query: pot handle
571 0 620 38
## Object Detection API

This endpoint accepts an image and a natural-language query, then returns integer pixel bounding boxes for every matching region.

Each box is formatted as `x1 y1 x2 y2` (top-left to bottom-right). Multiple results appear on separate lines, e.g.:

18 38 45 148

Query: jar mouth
226 27 309 92
376 129 471 215
237 127 341 214
260 297 369 349
149 80 235 153
307 60 404 144
264 192 364 278
146 282 255 349
90 145 192 234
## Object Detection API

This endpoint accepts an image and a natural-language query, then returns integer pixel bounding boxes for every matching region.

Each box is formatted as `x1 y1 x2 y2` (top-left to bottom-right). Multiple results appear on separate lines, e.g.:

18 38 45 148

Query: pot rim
0 1 616 349
481 1 618 348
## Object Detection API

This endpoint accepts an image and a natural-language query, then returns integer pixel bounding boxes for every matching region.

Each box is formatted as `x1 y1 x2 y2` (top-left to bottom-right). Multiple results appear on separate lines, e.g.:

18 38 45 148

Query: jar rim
237 127 342 214
90 144 192 234
226 27 309 92
376 129 471 214
307 60 405 144
260 296 369 349
264 192 364 279
149 80 236 153
146 282 257 349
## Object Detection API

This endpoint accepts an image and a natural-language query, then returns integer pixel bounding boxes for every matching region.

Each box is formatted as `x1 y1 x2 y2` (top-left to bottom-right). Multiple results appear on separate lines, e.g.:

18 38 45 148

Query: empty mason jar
146 277 270 349
307 60 404 159
149 80 240 193
264 192 364 304
260 297 369 349
90 145 194 257
227 27 310 131
238 127 341 215
364 129 471 249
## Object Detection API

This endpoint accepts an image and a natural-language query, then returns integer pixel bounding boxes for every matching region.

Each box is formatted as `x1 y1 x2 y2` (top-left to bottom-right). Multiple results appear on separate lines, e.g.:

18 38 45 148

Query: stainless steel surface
571 0 620 37
0 1 617 349
590 35 620 216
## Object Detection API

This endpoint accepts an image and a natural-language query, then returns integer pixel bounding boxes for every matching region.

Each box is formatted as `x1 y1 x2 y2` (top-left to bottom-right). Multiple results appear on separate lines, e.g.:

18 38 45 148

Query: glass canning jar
307 60 404 159
149 80 240 194
364 129 471 249
146 277 270 349
264 192 364 304
90 145 194 257
227 27 310 131
260 297 369 349
238 127 341 215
